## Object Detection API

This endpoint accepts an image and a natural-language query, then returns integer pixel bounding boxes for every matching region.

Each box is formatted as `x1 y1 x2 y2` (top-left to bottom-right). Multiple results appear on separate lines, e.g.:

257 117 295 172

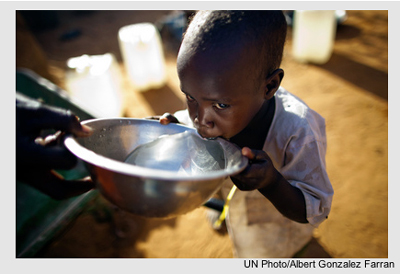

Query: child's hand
146 112 180 125
159 112 180 124
231 147 279 191
232 147 309 223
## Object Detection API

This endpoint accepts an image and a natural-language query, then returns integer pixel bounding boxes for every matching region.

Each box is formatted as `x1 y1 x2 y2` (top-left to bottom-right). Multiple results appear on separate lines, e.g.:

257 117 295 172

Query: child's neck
230 96 275 150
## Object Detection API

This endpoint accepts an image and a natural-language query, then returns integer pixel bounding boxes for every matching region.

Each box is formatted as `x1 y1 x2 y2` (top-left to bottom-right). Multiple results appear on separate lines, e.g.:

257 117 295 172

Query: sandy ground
16 10 388 258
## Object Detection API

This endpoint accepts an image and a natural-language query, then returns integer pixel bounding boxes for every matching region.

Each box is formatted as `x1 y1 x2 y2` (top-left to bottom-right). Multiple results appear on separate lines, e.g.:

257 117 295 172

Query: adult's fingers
35 131 62 146
33 105 92 137
16 94 92 137
17 139 78 170
17 169 95 200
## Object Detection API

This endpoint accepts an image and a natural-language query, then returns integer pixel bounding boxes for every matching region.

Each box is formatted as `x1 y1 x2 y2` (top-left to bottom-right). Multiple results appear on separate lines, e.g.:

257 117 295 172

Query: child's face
177 41 266 140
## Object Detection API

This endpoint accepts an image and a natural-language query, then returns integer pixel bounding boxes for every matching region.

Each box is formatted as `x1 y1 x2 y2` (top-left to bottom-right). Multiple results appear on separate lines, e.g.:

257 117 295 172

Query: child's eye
214 103 230 110
185 94 195 102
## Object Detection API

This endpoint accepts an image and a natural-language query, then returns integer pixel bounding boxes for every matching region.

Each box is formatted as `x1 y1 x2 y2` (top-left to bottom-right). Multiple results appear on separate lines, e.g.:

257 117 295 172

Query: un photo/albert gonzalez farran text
243 259 395 269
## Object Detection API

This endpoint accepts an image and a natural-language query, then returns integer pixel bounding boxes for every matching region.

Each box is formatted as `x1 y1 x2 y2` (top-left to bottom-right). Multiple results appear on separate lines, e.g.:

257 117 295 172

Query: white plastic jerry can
65 53 124 118
292 10 337 64
118 23 167 92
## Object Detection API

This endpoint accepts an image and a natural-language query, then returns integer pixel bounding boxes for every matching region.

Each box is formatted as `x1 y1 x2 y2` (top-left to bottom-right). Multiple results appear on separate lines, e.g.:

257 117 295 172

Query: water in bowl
124 131 226 175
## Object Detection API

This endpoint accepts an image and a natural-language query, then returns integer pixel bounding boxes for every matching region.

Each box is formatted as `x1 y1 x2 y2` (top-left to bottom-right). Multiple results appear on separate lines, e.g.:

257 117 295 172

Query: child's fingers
159 117 171 125
145 115 162 120
242 147 267 162
242 147 255 159
160 112 179 125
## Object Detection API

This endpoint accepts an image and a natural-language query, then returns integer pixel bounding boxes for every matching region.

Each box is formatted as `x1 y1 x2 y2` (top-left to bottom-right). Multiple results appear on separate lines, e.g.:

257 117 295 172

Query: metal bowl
64 118 247 218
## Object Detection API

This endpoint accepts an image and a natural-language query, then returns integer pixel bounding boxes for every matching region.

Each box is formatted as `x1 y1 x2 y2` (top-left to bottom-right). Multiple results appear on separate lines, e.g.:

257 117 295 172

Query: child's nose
195 107 214 128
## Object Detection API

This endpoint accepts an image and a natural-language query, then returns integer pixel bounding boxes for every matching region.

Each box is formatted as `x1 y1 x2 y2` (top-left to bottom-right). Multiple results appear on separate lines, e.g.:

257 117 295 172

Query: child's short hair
184 10 287 81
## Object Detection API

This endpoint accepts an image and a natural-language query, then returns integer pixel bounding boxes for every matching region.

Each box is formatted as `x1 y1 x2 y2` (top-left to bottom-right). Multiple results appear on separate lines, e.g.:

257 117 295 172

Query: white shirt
175 87 333 257
265 87 333 226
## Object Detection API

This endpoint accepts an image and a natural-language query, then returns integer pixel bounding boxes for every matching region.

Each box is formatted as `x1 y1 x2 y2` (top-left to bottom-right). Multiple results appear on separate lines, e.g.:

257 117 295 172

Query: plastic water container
65 53 124 118
292 10 337 64
118 23 167 92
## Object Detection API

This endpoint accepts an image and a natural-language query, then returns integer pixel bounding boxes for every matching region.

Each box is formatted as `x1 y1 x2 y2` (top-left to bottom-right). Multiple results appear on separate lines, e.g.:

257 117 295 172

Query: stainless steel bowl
64 118 247 218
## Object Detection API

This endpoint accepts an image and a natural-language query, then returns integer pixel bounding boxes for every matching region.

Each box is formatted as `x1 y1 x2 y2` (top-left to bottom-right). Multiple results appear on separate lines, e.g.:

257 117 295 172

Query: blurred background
16 10 388 258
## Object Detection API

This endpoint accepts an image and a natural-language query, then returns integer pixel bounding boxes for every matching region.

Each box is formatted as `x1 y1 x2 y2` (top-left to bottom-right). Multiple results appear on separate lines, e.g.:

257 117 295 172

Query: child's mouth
196 127 227 141
197 131 218 140
197 131 227 141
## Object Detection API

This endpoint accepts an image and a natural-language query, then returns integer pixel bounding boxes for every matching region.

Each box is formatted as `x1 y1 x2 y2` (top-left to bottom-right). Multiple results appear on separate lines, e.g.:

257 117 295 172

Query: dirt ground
16 10 388 258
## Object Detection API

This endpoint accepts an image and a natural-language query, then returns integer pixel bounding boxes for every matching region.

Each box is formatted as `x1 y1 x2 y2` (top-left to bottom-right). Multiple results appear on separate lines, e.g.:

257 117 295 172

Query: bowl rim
64 118 248 181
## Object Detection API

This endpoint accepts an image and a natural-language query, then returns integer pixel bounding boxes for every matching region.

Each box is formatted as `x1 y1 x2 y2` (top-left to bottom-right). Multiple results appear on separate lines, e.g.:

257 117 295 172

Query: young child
160 10 333 257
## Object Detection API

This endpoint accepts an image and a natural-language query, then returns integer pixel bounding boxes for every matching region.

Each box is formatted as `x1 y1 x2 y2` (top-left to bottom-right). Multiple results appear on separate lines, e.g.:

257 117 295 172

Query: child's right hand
146 112 180 125
160 112 180 124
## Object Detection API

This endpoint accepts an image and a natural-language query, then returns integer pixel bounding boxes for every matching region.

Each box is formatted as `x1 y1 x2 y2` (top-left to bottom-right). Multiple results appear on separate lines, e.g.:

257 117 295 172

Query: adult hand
16 93 95 200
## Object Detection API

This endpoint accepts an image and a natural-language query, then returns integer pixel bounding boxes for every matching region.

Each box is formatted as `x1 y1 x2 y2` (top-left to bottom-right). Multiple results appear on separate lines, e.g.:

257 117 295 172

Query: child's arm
258 172 308 223
231 147 308 223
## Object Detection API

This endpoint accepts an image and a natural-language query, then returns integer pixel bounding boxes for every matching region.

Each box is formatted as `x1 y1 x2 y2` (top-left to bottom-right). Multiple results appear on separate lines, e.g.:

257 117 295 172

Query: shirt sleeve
280 137 333 227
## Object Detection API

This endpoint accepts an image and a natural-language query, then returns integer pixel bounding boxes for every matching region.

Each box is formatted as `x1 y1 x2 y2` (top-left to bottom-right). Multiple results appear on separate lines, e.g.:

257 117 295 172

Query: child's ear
264 69 284 100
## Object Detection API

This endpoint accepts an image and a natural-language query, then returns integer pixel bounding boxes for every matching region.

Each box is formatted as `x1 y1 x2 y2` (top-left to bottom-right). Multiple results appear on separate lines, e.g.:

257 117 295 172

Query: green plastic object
16 68 98 257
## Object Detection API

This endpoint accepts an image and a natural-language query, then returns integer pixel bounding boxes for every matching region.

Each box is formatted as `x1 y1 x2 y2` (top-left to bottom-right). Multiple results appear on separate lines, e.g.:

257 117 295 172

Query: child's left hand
231 147 279 191
231 147 309 223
